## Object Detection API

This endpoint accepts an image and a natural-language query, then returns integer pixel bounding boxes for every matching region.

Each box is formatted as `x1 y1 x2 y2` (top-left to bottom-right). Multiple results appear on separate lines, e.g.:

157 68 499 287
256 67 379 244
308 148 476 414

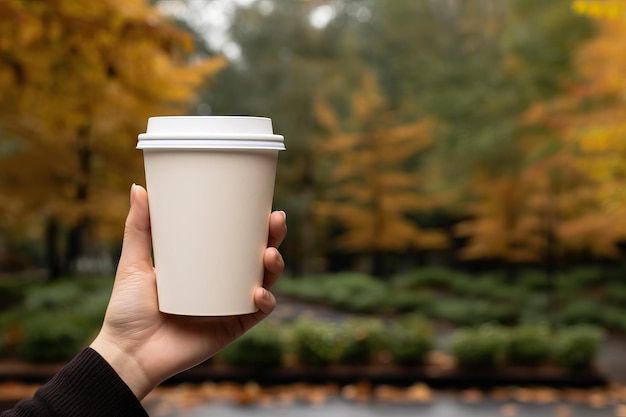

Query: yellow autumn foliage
314 71 447 253
0 0 226 246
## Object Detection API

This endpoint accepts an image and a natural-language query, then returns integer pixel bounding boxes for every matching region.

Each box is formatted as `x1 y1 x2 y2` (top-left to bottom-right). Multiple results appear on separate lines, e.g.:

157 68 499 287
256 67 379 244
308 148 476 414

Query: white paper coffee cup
137 116 285 316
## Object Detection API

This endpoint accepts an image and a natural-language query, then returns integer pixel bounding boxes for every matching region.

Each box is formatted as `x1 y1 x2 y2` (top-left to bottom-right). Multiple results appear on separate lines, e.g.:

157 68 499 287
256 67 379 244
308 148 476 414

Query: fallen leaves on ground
3 381 626 416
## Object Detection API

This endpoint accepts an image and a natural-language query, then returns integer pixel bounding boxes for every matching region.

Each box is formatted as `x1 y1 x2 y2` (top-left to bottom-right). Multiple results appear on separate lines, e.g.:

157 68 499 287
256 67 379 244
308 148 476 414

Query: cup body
137 116 284 316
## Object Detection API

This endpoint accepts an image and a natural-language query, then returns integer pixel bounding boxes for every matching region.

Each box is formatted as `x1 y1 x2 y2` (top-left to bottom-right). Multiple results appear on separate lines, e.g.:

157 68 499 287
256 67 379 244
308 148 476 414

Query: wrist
90 335 154 400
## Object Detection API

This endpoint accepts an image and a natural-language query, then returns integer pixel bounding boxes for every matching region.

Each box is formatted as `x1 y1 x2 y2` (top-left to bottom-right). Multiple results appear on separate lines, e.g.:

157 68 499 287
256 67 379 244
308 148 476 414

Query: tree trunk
64 126 91 275
45 217 62 280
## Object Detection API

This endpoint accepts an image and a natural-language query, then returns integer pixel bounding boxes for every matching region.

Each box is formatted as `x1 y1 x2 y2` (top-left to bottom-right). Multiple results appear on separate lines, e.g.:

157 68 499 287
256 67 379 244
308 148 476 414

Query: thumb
118 184 153 270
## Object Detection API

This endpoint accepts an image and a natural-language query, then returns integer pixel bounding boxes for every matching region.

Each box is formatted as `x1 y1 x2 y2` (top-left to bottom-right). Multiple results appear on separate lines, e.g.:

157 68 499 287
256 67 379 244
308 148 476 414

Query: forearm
2 348 148 417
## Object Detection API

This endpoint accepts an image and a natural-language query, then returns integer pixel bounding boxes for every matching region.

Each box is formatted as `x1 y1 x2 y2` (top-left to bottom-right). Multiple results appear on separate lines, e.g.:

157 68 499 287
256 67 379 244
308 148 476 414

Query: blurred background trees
0 0 625 282
0 0 224 278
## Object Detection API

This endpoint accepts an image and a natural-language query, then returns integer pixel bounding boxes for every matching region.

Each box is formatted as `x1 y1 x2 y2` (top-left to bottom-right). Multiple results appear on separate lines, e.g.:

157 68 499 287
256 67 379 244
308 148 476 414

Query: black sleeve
2 348 149 417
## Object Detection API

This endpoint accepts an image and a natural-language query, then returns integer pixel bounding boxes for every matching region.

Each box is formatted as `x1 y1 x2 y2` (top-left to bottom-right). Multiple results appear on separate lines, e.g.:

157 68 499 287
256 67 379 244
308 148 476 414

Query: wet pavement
147 394 620 417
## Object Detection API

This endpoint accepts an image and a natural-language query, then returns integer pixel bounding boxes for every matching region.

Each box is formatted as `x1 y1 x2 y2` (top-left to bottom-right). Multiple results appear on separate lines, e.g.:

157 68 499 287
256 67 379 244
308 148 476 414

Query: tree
205 0 352 275
545 11 626 255
0 0 225 277
422 0 593 268
314 71 447 276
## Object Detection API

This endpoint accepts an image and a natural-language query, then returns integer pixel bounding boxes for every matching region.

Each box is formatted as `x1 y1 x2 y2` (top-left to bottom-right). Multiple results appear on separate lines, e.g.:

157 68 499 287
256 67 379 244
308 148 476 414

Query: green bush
219 323 284 367
503 325 551 366
555 299 606 326
558 267 606 291
22 281 83 311
393 267 465 291
387 291 436 314
273 276 328 302
602 307 626 332
432 298 516 326
18 313 90 363
518 271 550 292
449 324 507 368
0 279 27 310
292 320 342 366
337 318 383 365
325 273 389 312
449 274 505 298
275 273 390 312
382 315 434 366
552 325 604 369
604 283 626 305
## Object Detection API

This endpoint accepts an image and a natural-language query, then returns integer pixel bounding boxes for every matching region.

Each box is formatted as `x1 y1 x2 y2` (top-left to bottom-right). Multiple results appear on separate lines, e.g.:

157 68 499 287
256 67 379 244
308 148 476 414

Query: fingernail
130 184 136 207
262 288 271 300
280 210 287 222
274 248 282 263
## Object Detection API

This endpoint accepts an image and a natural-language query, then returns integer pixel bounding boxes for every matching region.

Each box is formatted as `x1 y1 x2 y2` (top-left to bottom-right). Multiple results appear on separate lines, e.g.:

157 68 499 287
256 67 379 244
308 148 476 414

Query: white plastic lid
137 116 285 150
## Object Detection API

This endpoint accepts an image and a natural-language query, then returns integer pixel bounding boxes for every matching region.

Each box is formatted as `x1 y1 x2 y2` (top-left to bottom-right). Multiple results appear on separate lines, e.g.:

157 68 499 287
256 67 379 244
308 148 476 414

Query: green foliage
393 267 465 290
552 325 604 369
555 299 606 327
558 267 607 291
503 325 551 366
18 313 90 363
275 273 390 312
23 281 83 311
219 323 284 368
387 290 436 314
382 315 434 366
276 267 626 331
432 298 517 327
603 282 626 305
326 274 390 312
292 320 342 367
0 279 27 310
337 318 384 365
0 276 111 362
449 325 508 368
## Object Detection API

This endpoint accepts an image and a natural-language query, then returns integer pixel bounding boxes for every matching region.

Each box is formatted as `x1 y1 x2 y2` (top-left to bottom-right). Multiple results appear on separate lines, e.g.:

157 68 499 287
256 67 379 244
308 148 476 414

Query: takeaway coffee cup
137 116 285 316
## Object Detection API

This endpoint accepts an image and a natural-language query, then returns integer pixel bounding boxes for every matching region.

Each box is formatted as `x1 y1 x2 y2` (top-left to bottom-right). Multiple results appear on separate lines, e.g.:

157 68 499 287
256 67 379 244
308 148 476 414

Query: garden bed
168 362 607 389
0 356 607 389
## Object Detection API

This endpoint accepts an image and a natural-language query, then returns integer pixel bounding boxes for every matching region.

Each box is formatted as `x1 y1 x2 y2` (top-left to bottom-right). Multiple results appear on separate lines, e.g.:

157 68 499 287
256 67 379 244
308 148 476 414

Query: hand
90 184 287 400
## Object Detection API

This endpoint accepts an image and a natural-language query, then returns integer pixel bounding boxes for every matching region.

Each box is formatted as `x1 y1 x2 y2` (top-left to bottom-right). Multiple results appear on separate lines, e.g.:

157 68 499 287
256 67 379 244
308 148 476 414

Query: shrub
18 313 90 363
382 315 434 366
275 273 390 313
604 283 626 305
518 270 550 292
602 307 626 332
449 324 507 368
273 276 328 302
558 267 606 291
0 279 27 310
387 291 436 314
338 318 384 365
555 299 606 326
449 274 507 299
220 323 284 367
552 325 604 369
22 281 83 311
503 325 551 366
325 273 389 312
433 298 515 326
393 267 466 291
292 320 342 366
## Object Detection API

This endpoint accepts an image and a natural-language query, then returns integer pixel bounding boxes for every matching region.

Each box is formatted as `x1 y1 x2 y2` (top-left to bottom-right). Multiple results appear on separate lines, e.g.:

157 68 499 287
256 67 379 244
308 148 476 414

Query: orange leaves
0 0 225 248
314 70 446 253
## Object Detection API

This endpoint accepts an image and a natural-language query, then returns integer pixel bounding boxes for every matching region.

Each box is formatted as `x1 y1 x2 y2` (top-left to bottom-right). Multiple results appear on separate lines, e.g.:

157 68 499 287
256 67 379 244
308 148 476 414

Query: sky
157 0 346 59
